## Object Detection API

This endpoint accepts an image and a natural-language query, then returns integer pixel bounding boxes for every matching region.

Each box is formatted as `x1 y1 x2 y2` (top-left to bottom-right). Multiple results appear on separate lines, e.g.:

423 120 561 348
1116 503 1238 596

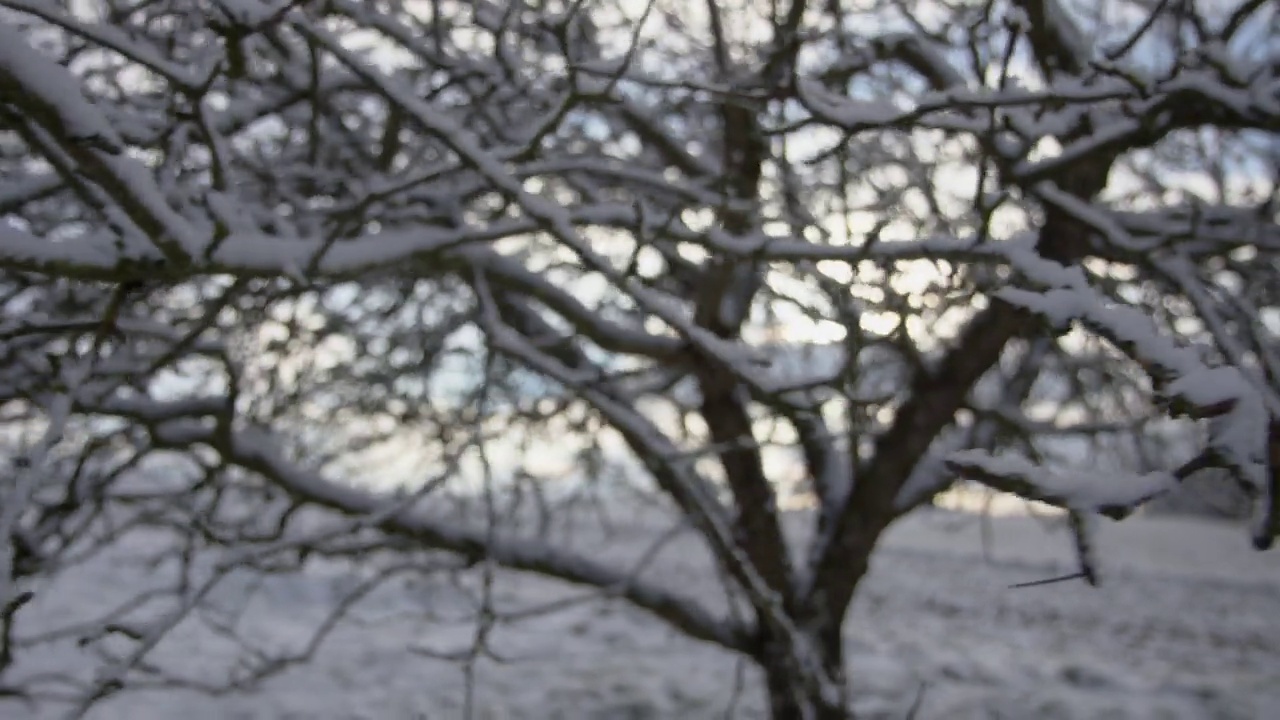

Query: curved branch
143 417 751 652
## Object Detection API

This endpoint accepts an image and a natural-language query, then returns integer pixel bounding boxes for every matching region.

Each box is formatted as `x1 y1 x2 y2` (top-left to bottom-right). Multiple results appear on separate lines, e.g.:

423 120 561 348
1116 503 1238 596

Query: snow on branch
0 0 206 91
145 419 750 652
945 450 1176 519
0 205 666 286
0 24 124 154
994 246 1277 549
0 23 200 262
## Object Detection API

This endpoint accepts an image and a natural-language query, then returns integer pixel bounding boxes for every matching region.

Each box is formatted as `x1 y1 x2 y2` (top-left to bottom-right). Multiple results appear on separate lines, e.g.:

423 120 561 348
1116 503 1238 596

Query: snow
795 79 902 128
7 508 1279 719
1165 366 1271 498
946 450 1177 516
0 0 203 90
997 247 1276 549
0 24 124 153
0 22 205 261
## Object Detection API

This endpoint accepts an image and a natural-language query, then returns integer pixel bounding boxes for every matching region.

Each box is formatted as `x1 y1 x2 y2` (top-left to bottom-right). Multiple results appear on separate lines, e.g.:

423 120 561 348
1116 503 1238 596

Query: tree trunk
758 622 849 720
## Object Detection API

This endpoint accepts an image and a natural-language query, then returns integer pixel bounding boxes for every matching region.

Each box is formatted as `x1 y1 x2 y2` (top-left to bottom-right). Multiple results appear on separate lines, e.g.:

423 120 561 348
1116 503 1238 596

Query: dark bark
692 84 791 596
803 69 1121 668
758 619 848 720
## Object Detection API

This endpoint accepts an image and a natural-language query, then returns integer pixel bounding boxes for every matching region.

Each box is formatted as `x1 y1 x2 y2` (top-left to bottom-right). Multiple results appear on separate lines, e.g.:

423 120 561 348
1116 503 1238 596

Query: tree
0 0 1277 717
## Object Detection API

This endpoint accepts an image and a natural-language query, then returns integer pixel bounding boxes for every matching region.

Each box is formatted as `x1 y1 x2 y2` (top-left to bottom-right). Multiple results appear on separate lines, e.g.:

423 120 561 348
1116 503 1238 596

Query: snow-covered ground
10 508 1279 719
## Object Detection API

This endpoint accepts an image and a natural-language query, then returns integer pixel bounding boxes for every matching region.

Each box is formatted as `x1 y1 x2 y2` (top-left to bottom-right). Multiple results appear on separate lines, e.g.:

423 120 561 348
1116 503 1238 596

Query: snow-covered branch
945 450 1177 518
143 417 750 651
998 247 1278 548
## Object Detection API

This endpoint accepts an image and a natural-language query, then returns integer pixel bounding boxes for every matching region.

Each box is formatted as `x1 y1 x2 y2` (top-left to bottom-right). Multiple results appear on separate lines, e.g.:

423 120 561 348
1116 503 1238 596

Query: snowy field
10 508 1280 720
